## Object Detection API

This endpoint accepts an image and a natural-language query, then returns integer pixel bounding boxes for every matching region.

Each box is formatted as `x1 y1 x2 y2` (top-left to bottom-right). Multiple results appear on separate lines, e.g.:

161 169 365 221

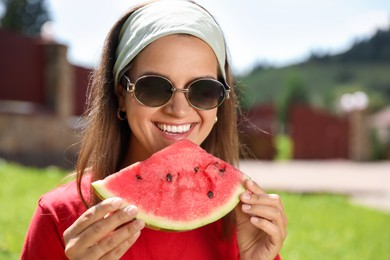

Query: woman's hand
63 197 145 259
235 179 287 260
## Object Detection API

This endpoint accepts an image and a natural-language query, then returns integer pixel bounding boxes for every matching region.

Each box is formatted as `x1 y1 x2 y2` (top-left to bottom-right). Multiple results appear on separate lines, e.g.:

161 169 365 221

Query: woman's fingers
78 205 139 247
241 202 287 239
88 219 144 259
243 179 266 195
240 179 288 239
241 180 287 221
99 222 143 260
64 197 124 240
63 198 145 259
249 215 285 247
241 192 287 224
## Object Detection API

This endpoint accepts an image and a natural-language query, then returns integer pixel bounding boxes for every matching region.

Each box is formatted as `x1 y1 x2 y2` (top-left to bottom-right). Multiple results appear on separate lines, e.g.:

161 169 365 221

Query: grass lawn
0 159 68 259
280 193 390 259
1 160 389 259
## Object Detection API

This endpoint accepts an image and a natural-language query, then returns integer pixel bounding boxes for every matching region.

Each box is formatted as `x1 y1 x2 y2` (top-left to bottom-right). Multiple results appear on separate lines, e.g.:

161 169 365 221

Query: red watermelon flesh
92 139 246 231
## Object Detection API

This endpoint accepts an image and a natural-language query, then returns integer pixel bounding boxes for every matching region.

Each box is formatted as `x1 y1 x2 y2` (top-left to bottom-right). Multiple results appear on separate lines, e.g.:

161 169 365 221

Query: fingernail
124 205 136 216
111 198 123 208
251 216 259 223
243 193 251 200
242 204 251 211
134 219 145 230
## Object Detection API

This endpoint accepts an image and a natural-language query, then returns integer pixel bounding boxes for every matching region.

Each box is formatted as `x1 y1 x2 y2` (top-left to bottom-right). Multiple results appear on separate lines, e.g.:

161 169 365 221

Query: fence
241 104 350 160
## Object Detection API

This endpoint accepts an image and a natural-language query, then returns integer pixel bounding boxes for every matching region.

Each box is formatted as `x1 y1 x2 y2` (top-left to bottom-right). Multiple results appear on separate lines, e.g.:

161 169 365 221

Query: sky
38 0 390 75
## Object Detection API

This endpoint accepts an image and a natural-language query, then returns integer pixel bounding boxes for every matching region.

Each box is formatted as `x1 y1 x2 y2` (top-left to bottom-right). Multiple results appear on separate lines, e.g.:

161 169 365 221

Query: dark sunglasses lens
188 80 225 109
134 77 172 107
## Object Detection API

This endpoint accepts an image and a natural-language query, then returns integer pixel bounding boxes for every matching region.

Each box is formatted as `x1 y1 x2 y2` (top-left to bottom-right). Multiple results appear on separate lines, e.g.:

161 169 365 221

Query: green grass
0 160 389 259
279 193 390 259
0 159 68 259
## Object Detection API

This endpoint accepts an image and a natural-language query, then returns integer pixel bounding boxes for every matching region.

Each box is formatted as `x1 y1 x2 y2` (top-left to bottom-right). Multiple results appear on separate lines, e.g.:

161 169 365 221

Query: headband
113 0 227 87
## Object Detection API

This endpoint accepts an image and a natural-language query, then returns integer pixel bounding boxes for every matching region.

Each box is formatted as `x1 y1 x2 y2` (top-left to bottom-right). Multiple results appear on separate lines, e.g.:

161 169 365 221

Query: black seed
194 167 199 173
136 175 142 180
166 173 172 182
219 167 226 173
207 191 214 199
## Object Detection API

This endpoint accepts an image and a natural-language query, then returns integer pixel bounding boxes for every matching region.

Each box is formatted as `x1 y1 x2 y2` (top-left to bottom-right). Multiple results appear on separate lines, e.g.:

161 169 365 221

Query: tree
277 74 309 132
0 0 50 37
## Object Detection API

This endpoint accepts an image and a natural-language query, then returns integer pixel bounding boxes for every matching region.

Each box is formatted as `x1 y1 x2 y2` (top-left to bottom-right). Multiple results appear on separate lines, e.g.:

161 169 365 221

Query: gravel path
240 160 390 213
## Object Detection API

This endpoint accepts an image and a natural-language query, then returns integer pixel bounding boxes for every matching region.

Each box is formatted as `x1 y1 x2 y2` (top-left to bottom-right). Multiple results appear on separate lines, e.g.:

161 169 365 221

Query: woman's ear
116 84 126 109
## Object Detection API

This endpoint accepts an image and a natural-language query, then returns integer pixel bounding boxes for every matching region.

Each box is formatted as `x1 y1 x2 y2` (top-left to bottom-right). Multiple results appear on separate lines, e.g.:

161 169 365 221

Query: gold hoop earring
117 108 127 121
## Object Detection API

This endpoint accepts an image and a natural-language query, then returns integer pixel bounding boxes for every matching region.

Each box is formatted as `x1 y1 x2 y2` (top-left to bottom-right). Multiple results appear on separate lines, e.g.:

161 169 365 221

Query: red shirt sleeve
21 198 68 260
21 179 88 260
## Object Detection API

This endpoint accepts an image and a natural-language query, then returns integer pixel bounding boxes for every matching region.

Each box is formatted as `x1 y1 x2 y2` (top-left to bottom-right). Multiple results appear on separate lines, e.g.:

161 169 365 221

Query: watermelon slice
92 139 246 231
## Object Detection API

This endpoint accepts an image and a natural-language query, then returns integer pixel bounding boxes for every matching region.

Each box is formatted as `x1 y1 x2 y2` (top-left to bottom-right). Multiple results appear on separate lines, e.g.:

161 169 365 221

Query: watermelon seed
136 175 142 180
219 167 226 173
207 191 214 199
214 162 219 167
194 167 199 173
166 173 172 182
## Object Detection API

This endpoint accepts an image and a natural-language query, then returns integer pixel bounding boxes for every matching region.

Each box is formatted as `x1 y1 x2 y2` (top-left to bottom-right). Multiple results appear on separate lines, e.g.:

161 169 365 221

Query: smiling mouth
156 123 192 134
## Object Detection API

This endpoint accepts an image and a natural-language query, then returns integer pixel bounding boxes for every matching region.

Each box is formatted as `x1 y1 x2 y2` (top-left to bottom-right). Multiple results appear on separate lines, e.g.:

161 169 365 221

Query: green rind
92 180 117 201
92 175 247 231
137 178 246 231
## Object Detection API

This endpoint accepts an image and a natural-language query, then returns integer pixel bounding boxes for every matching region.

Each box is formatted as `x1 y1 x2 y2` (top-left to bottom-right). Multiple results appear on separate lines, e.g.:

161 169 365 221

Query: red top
21 177 281 260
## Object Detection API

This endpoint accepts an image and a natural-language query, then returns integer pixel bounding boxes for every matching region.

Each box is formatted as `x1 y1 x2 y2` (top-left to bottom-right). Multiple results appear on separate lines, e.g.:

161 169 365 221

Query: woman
22 1 287 259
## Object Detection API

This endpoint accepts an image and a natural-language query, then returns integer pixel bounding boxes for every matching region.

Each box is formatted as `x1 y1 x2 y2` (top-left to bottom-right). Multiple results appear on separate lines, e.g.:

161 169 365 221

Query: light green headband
113 0 227 87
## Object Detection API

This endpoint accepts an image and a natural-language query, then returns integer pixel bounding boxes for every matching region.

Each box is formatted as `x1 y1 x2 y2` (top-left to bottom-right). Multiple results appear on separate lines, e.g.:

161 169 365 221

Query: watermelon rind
92 177 246 231
139 180 245 231
90 140 248 231
91 180 117 202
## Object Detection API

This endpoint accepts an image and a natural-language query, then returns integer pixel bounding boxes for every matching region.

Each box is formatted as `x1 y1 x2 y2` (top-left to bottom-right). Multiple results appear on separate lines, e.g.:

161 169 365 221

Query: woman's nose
162 89 192 117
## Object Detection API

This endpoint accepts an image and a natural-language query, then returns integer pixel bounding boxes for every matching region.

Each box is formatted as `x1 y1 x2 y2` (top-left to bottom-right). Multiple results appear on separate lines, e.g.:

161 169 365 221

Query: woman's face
117 35 219 162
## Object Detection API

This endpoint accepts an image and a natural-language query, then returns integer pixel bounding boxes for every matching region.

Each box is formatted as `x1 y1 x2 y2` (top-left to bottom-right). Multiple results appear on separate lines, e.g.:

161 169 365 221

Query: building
0 29 91 168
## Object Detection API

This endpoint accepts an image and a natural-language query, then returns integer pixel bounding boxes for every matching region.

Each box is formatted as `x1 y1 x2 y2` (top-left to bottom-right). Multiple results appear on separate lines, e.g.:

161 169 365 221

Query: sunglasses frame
120 74 230 110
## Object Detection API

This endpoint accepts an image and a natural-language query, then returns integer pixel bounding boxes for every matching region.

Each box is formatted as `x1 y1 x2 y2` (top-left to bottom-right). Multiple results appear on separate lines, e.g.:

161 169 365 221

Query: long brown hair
76 1 241 238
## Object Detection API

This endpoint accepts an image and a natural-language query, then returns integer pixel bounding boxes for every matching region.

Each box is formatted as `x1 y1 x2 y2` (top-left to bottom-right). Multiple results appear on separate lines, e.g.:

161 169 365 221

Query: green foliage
0 160 67 259
0 0 50 37
277 74 309 128
239 62 390 112
238 28 390 112
310 29 390 62
274 134 293 160
369 128 388 160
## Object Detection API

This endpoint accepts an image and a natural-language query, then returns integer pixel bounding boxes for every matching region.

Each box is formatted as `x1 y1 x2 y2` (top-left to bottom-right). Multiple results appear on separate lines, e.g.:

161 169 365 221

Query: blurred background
1 0 390 166
0 0 389 259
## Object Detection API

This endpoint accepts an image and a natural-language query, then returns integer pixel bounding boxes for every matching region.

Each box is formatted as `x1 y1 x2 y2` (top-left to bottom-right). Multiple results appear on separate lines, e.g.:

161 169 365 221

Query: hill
238 28 390 112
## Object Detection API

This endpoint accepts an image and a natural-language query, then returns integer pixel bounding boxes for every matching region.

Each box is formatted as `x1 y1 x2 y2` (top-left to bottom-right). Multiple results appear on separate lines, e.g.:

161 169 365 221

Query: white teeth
157 123 191 134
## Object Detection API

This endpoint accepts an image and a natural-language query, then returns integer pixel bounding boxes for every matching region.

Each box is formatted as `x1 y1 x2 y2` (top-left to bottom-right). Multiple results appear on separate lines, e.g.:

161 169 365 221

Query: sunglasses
120 74 230 110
